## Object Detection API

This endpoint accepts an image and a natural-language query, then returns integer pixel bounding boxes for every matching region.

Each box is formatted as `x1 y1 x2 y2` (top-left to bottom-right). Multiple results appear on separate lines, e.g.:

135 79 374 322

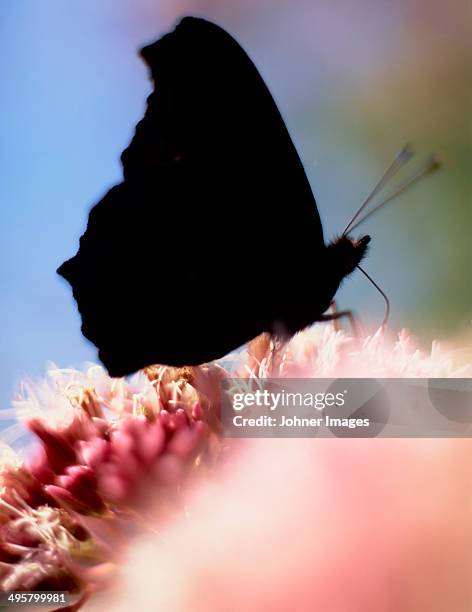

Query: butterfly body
58 16 369 377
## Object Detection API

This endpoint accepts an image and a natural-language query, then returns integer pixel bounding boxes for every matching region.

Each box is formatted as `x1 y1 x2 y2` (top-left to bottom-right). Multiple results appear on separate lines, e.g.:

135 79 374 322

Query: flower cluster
1 362 224 606
0 324 469 608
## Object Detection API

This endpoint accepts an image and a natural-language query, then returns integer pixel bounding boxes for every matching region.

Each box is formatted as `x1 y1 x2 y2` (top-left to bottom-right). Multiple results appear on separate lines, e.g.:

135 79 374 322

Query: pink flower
0 322 470 607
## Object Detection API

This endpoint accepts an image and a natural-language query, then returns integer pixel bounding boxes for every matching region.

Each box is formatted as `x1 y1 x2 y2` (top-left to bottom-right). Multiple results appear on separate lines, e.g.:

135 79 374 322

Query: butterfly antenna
357 265 390 327
342 143 415 236
349 156 441 233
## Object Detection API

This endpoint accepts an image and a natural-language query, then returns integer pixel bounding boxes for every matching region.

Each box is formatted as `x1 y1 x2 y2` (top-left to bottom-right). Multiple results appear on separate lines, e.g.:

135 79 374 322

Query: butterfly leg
319 303 360 337
268 334 287 374
328 301 341 332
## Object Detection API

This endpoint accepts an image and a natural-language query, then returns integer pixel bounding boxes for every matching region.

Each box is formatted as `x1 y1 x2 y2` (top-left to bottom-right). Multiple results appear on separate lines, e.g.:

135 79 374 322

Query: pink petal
98 473 130 503
110 430 135 459
152 455 183 486
192 401 203 421
78 438 111 469
27 419 76 473
135 422 165 465
45 484 92 514
167 421 206 459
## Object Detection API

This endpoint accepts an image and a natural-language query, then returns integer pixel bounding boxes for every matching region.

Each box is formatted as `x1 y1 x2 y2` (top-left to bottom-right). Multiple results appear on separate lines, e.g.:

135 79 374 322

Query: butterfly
57 16 439 377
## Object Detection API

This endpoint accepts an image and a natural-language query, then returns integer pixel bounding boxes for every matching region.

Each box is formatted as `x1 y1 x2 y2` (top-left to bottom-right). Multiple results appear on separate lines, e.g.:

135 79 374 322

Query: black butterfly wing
58 16 327 376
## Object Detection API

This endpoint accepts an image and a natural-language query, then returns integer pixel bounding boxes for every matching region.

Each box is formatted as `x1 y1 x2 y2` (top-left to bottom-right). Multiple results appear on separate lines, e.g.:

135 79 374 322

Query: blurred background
0 0 470 410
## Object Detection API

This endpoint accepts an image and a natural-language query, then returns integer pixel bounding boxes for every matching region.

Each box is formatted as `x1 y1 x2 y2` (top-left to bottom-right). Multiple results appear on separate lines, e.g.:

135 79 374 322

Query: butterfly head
327 234 371 278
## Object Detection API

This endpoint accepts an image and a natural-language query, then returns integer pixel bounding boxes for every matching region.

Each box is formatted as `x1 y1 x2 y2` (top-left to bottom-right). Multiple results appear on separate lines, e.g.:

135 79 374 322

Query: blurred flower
86 437 472 612
0 323 470 608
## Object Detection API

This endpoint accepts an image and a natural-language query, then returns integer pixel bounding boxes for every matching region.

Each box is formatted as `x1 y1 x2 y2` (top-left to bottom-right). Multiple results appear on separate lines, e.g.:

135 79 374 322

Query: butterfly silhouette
57 16 437 377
